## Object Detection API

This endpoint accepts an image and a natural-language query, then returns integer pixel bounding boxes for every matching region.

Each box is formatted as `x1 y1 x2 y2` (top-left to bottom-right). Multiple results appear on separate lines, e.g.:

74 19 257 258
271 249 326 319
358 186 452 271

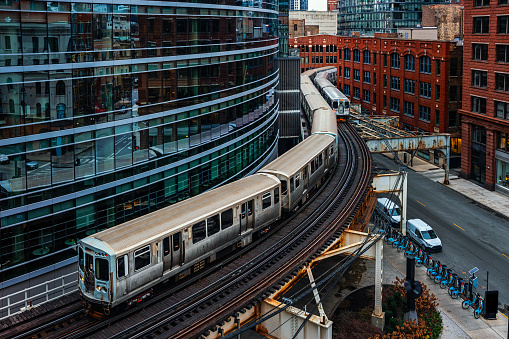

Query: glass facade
0 1 279 283
338 0 450 35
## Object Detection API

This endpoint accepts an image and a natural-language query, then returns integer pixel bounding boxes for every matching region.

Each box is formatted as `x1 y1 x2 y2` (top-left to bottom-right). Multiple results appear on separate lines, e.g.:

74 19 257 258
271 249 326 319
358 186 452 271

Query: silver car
0 154 9 164
26 160 38 170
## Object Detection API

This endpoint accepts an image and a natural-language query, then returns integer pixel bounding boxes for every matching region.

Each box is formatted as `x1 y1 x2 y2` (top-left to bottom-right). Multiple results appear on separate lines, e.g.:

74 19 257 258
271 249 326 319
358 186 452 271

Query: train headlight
96 285 107 293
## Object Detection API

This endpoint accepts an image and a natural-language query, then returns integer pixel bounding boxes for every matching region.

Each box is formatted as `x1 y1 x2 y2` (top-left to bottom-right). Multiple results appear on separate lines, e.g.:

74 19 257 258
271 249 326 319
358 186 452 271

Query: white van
406 219 442 252
375 197 401 228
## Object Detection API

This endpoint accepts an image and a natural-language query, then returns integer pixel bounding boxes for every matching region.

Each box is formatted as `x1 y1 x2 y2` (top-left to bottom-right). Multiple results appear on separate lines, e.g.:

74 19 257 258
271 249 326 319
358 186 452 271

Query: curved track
2 122 371 339
87 122 372 339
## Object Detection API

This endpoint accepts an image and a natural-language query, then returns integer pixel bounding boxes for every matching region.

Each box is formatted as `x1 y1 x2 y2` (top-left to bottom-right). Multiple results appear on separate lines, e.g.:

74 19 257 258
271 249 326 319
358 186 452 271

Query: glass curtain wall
0 0 279 282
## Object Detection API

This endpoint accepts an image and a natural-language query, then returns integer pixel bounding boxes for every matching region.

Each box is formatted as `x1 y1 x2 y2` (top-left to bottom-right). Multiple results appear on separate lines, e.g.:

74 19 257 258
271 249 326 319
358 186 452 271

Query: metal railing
0 272 78 320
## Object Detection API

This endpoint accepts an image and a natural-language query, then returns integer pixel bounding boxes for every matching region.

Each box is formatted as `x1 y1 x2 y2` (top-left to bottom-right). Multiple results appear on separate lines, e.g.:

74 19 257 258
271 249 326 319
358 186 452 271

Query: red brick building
294 35 462 155
327 0 336 11
459 0 509 193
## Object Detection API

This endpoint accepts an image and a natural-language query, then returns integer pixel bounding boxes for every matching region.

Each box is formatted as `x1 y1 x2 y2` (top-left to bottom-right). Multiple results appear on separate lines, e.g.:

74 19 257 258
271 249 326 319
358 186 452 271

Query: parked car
406 218 442 252
26 160 38 170
375 197 401 228
0 154 9 164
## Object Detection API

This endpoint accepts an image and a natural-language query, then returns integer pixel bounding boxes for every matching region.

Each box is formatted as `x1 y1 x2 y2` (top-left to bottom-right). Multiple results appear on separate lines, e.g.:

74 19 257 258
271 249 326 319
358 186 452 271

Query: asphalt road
373 153 509 310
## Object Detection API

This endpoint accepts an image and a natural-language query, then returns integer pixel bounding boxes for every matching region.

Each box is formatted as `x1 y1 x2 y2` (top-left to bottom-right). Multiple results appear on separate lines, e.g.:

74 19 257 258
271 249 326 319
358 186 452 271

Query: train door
324 149 329 172
171 233 182 269
239 200 254 233
163 233 182 272
304 167 309 191
84 252 94 293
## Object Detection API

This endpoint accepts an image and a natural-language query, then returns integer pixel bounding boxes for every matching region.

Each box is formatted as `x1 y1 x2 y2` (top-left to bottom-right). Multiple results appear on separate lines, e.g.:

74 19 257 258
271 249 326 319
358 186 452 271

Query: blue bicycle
463 293 484 319
449 278 464 299
434 264 448 284
427 259 441 278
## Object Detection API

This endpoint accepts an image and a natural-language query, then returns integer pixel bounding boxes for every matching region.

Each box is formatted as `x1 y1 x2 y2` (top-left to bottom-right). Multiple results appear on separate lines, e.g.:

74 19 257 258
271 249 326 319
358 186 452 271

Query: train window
319 154 323 166
163 237 170 256
262 192 271 210
173 233 180 251
79 247 84 271
95 258 109 281
295 173 300 188
281 181 287 196
274 188 279 204
290 177 294 193
221 209 233 229
192 221 206 243
134 246 151 271
311 161 316 174
247 200 253 216
241 204 246 219
333 101 338 109
207 214 220 236
117 255 128 278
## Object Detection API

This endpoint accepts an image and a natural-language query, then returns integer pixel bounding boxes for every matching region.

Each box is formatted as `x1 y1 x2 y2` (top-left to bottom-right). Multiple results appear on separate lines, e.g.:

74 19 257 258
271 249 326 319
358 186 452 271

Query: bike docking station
467 267 478 303
404 257 422 323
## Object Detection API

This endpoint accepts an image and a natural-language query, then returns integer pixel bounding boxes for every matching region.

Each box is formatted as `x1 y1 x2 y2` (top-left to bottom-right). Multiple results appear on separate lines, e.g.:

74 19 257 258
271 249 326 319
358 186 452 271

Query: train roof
311 109 338 135
259 134 335 177
89 174 280 253
305 93 329 112
301 75 313 85
301 83 320 97
322 86 349 100
314 78 334 89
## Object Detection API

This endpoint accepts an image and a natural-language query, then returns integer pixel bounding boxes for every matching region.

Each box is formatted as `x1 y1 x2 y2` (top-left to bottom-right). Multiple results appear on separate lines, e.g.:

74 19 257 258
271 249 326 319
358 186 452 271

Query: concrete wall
289 11 337 35
397 28 438 41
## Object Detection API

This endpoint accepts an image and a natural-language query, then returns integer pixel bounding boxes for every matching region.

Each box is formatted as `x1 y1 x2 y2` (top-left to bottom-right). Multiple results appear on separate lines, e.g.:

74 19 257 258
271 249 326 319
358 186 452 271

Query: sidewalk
384 244 508 339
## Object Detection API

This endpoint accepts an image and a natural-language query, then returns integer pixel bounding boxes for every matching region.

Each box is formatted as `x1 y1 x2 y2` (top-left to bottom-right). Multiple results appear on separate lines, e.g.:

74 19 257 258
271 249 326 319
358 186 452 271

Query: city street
373 153 509 310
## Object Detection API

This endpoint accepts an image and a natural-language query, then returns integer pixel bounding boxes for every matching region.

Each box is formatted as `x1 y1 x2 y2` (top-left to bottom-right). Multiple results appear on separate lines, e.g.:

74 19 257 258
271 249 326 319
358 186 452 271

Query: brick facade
293 34 462 136
422 4 462 41
460 1 509 191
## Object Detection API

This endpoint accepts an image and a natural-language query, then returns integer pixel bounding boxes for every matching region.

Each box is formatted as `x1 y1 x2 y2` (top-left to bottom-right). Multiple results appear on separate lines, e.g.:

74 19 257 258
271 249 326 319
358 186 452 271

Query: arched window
420 56 431 73
36 103 42 116
404 55 415 71
9 99 15 113
344 48 351 61
363 50 371 64
56 80 65 95
7 77 13 91
353 49 360 62
390 53 400 69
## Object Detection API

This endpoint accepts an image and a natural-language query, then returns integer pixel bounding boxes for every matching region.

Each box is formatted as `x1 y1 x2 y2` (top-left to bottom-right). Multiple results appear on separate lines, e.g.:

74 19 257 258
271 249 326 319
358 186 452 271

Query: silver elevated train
304 67 350 121
78 70 339 314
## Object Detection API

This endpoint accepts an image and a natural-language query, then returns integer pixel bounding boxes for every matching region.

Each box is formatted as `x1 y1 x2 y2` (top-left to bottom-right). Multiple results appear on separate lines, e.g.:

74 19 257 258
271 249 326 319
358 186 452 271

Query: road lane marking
454 223 465 231
416 200 426 207
501 312 508 320
502 253 509 260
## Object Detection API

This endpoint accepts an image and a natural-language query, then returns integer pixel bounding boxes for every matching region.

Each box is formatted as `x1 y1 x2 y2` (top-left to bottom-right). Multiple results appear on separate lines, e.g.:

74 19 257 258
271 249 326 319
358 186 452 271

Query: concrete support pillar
401 171 407 236
371 239 385 330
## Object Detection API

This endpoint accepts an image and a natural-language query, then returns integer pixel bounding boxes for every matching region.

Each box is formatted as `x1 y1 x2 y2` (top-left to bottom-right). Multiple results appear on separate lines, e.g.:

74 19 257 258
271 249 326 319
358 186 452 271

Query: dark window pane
95 258 109 281
207 214 220 236
192 220 206 243
134 246 150 270
221 209 233 229
117 256 125 278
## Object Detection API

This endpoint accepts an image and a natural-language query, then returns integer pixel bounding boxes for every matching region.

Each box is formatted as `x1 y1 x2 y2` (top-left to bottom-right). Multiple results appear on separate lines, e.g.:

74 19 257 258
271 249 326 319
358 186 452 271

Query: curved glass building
0 1 279 286
338 0 451 36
